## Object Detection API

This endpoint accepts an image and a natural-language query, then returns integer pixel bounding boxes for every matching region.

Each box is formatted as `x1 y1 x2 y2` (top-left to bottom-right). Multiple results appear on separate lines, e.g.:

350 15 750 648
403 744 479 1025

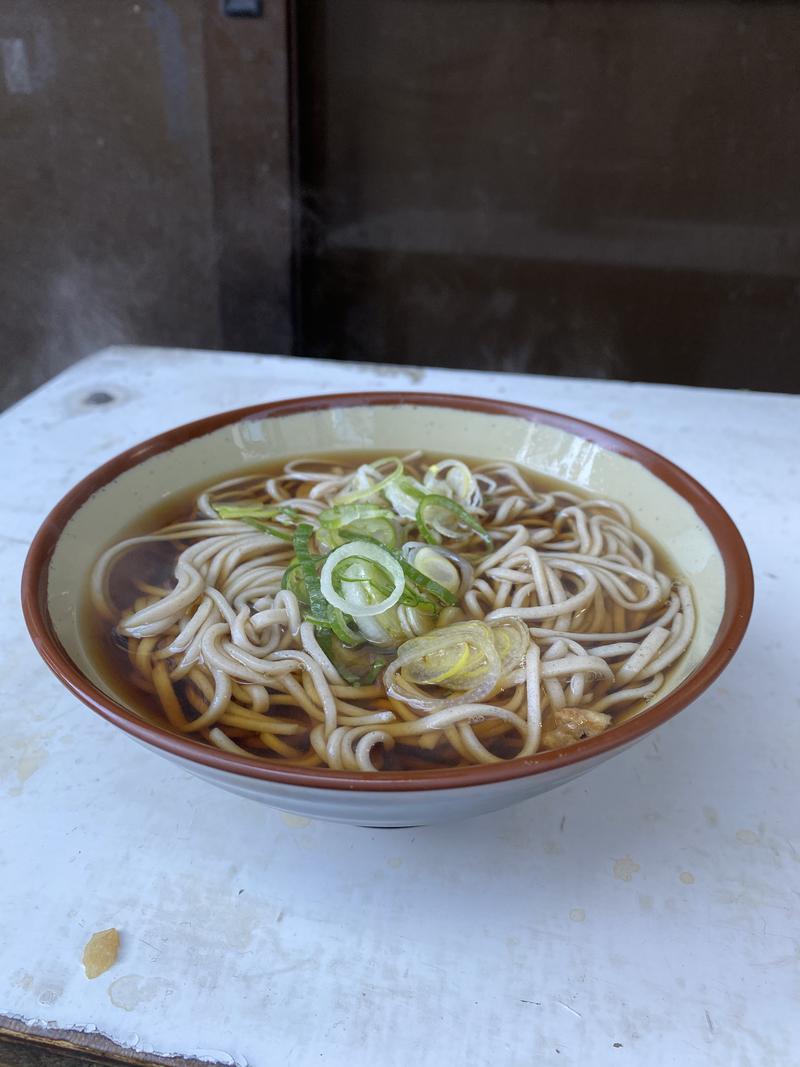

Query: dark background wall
0 0 291 409
297 0 800 390
2 1 216 407
2 0 799 410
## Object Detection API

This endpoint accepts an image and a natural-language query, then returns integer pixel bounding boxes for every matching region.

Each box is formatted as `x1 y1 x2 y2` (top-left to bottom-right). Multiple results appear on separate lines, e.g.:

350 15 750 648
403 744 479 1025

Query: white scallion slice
423 459 482 509
384 474 427 520
488 617 530 677
320 541 405 618
402 542 474 596
335 457 403 505
407 546 460 595
392 620 500 699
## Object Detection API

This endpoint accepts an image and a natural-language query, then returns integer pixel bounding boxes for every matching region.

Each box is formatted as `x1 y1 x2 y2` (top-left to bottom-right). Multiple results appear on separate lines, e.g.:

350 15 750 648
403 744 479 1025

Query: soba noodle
90 453 694 771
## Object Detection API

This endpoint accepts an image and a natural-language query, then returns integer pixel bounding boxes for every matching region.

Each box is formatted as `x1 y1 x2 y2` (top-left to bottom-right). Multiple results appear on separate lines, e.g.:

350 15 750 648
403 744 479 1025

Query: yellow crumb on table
82 928 120 979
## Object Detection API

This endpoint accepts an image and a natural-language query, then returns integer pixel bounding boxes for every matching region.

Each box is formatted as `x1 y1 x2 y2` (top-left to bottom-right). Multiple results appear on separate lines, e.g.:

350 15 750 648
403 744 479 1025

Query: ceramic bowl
22 392 752 826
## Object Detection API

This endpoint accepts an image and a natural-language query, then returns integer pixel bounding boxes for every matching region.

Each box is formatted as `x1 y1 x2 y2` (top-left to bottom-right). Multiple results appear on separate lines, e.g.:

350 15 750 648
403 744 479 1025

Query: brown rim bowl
21 391 753 797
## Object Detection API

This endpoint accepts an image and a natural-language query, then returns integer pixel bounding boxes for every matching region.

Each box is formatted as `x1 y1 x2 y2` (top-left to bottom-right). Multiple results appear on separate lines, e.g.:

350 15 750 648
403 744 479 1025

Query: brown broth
83 451 686 768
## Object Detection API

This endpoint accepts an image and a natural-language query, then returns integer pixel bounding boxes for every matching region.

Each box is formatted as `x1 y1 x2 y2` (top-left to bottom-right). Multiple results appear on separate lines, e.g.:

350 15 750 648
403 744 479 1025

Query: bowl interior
45 401 726 738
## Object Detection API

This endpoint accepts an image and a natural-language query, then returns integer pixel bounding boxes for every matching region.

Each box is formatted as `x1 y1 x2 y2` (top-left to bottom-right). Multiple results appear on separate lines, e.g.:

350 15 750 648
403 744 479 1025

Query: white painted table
1 346 797 1066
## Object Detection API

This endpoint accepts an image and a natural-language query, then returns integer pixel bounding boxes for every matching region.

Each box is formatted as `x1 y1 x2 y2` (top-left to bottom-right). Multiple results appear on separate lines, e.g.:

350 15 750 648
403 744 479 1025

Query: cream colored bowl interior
48 404 725 716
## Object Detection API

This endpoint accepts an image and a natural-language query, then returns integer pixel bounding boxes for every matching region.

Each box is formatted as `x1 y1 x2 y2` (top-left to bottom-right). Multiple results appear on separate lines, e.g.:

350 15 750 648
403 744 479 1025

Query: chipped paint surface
1 346 798 1066
108 975 175 1012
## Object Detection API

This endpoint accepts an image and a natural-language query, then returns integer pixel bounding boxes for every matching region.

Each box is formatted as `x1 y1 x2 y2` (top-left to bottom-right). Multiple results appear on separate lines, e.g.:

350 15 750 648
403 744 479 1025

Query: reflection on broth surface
87 452 694 772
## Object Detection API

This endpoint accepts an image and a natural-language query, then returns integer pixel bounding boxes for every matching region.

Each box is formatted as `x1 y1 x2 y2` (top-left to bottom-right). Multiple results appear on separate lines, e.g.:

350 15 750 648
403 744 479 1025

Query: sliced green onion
216 503 302 523
319 503 398 548
352 608 400 646
336 457 403 505
388 620 502 706
216 503 302 542
281 559 308 600
294 526 365 681
289 526 387 680
320 541 405 617
489 617 530 676
416 494 492 547
293 524 330 623
319 503 392 527
421 641 471 684
230 517 295 541
353 534 457 607
408 546 460 595
339 518 396 548
344 561 434 613
327 607 363 646
387 618 533 712
398 621 499 692
402 542 474 596
397 559 456 607
384 474 427 520
423 459 482 509
398 585 438 613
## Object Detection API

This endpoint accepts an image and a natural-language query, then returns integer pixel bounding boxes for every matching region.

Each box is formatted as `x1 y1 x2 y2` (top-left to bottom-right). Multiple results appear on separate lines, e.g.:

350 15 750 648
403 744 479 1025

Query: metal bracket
223 0 263 17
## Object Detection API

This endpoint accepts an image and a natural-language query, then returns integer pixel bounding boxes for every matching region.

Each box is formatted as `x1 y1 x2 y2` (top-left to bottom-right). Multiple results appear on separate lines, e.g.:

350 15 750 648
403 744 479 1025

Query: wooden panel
303 250 800 390
203 2 294 355
0 0 220 408
0 1 296 411
297 0 800 391
0 1017 216 1067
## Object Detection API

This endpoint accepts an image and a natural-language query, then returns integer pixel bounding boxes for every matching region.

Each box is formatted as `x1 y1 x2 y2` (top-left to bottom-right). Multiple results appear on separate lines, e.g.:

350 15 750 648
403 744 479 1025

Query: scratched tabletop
1 346 798 1066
